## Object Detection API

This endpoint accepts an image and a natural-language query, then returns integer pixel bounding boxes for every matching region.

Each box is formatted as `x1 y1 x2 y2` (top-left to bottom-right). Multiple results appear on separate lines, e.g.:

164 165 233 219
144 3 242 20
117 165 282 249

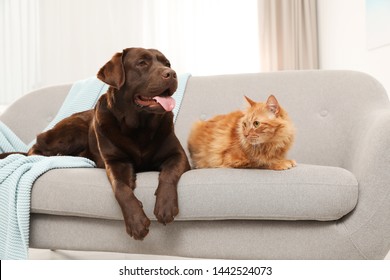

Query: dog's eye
137 60 147 67
165 61 171 67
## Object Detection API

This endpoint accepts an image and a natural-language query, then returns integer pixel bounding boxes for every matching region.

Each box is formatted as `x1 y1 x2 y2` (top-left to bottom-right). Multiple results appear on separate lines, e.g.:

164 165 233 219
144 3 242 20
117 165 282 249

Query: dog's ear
97 52 125 89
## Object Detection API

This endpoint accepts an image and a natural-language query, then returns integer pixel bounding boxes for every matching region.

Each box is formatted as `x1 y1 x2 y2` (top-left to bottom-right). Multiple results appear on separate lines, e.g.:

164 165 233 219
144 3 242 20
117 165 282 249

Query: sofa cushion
31 164 358 222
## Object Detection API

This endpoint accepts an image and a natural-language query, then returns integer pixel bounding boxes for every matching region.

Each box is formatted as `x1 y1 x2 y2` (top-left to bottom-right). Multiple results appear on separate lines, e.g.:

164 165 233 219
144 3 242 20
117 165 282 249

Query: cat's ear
244 96 257 107
266 95 280 115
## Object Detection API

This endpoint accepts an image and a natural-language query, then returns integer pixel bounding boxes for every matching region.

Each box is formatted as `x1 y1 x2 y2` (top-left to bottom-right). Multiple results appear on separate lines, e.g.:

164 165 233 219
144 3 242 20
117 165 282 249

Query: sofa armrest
344 110 390 259
0 85 70 144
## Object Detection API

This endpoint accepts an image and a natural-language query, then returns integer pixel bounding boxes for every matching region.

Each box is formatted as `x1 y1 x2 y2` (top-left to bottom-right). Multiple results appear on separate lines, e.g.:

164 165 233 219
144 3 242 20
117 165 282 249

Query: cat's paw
269 159 297 170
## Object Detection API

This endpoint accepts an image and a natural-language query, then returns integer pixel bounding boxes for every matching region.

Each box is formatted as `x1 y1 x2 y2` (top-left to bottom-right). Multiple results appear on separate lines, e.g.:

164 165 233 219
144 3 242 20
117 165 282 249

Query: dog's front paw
154 187 179 225
125 214 151 240
123 199 151 240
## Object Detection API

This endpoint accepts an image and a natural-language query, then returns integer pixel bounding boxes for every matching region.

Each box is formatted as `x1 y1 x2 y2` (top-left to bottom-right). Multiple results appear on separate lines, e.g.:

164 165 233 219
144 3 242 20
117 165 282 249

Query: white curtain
0 0 40 106
1 0 260 107
140 0 260 76
259 0 319 71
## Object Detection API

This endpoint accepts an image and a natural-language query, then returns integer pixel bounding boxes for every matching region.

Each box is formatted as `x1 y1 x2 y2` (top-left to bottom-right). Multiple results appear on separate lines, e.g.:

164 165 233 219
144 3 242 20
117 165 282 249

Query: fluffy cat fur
187 95 296 170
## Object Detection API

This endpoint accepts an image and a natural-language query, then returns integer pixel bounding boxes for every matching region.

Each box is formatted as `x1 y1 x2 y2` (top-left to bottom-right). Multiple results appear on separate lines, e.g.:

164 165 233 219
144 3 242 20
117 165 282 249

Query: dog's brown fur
26 48 190 240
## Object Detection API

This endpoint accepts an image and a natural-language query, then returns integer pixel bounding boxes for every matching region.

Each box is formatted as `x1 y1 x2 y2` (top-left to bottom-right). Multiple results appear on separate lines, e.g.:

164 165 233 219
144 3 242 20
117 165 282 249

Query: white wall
318 0 390 96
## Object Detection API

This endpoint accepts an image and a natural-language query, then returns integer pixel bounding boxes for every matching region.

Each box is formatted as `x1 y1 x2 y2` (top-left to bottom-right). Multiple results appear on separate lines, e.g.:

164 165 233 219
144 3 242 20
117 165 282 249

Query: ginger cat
188 95 296 170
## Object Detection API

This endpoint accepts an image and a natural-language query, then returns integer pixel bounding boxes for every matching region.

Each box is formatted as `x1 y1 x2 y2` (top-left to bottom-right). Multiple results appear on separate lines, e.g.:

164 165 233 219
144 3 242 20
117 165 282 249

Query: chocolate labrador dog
27 48 190 240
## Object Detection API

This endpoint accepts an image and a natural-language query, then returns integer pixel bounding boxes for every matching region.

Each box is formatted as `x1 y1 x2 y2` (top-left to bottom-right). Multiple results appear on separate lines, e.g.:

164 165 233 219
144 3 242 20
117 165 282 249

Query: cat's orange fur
188 95 296 170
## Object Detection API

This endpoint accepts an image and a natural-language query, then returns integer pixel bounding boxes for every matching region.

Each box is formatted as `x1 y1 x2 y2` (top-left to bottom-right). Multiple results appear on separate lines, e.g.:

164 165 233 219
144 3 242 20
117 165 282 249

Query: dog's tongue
153 96 176 112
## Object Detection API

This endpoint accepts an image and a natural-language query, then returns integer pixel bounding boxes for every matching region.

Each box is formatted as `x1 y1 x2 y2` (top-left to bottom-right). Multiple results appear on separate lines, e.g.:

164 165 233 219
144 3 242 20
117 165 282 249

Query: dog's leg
154 150 190 225
105 160 151 240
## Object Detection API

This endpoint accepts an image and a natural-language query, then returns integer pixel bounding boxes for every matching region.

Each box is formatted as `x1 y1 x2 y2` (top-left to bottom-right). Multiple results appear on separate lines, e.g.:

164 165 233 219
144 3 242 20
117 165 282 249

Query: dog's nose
162 69 177 80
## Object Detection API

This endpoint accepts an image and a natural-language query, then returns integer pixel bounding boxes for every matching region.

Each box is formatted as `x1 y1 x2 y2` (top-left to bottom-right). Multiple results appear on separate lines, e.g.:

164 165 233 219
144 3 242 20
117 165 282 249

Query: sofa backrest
174 71 389 168
1 71 388 168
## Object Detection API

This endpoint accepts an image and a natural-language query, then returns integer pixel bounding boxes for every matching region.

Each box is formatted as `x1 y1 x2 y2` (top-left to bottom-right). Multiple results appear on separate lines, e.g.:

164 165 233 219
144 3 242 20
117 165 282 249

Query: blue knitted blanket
0 73 191 259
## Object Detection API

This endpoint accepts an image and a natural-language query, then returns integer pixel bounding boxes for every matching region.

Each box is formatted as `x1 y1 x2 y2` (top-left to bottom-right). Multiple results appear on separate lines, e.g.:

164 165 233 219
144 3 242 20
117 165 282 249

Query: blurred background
1 0 389 111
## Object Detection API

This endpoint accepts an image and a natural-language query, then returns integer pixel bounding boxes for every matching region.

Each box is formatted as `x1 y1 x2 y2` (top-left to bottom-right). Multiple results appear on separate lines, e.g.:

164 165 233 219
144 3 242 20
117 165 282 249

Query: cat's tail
0 152 28 159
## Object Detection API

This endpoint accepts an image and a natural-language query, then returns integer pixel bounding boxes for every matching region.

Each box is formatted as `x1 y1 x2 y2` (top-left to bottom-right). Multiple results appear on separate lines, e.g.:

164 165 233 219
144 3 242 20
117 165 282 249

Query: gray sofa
1 70 390 259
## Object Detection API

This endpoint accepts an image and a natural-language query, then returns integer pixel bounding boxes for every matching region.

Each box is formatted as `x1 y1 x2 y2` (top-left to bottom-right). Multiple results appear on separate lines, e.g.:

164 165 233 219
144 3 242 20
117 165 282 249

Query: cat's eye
253 121 260 128
243 122 247 128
